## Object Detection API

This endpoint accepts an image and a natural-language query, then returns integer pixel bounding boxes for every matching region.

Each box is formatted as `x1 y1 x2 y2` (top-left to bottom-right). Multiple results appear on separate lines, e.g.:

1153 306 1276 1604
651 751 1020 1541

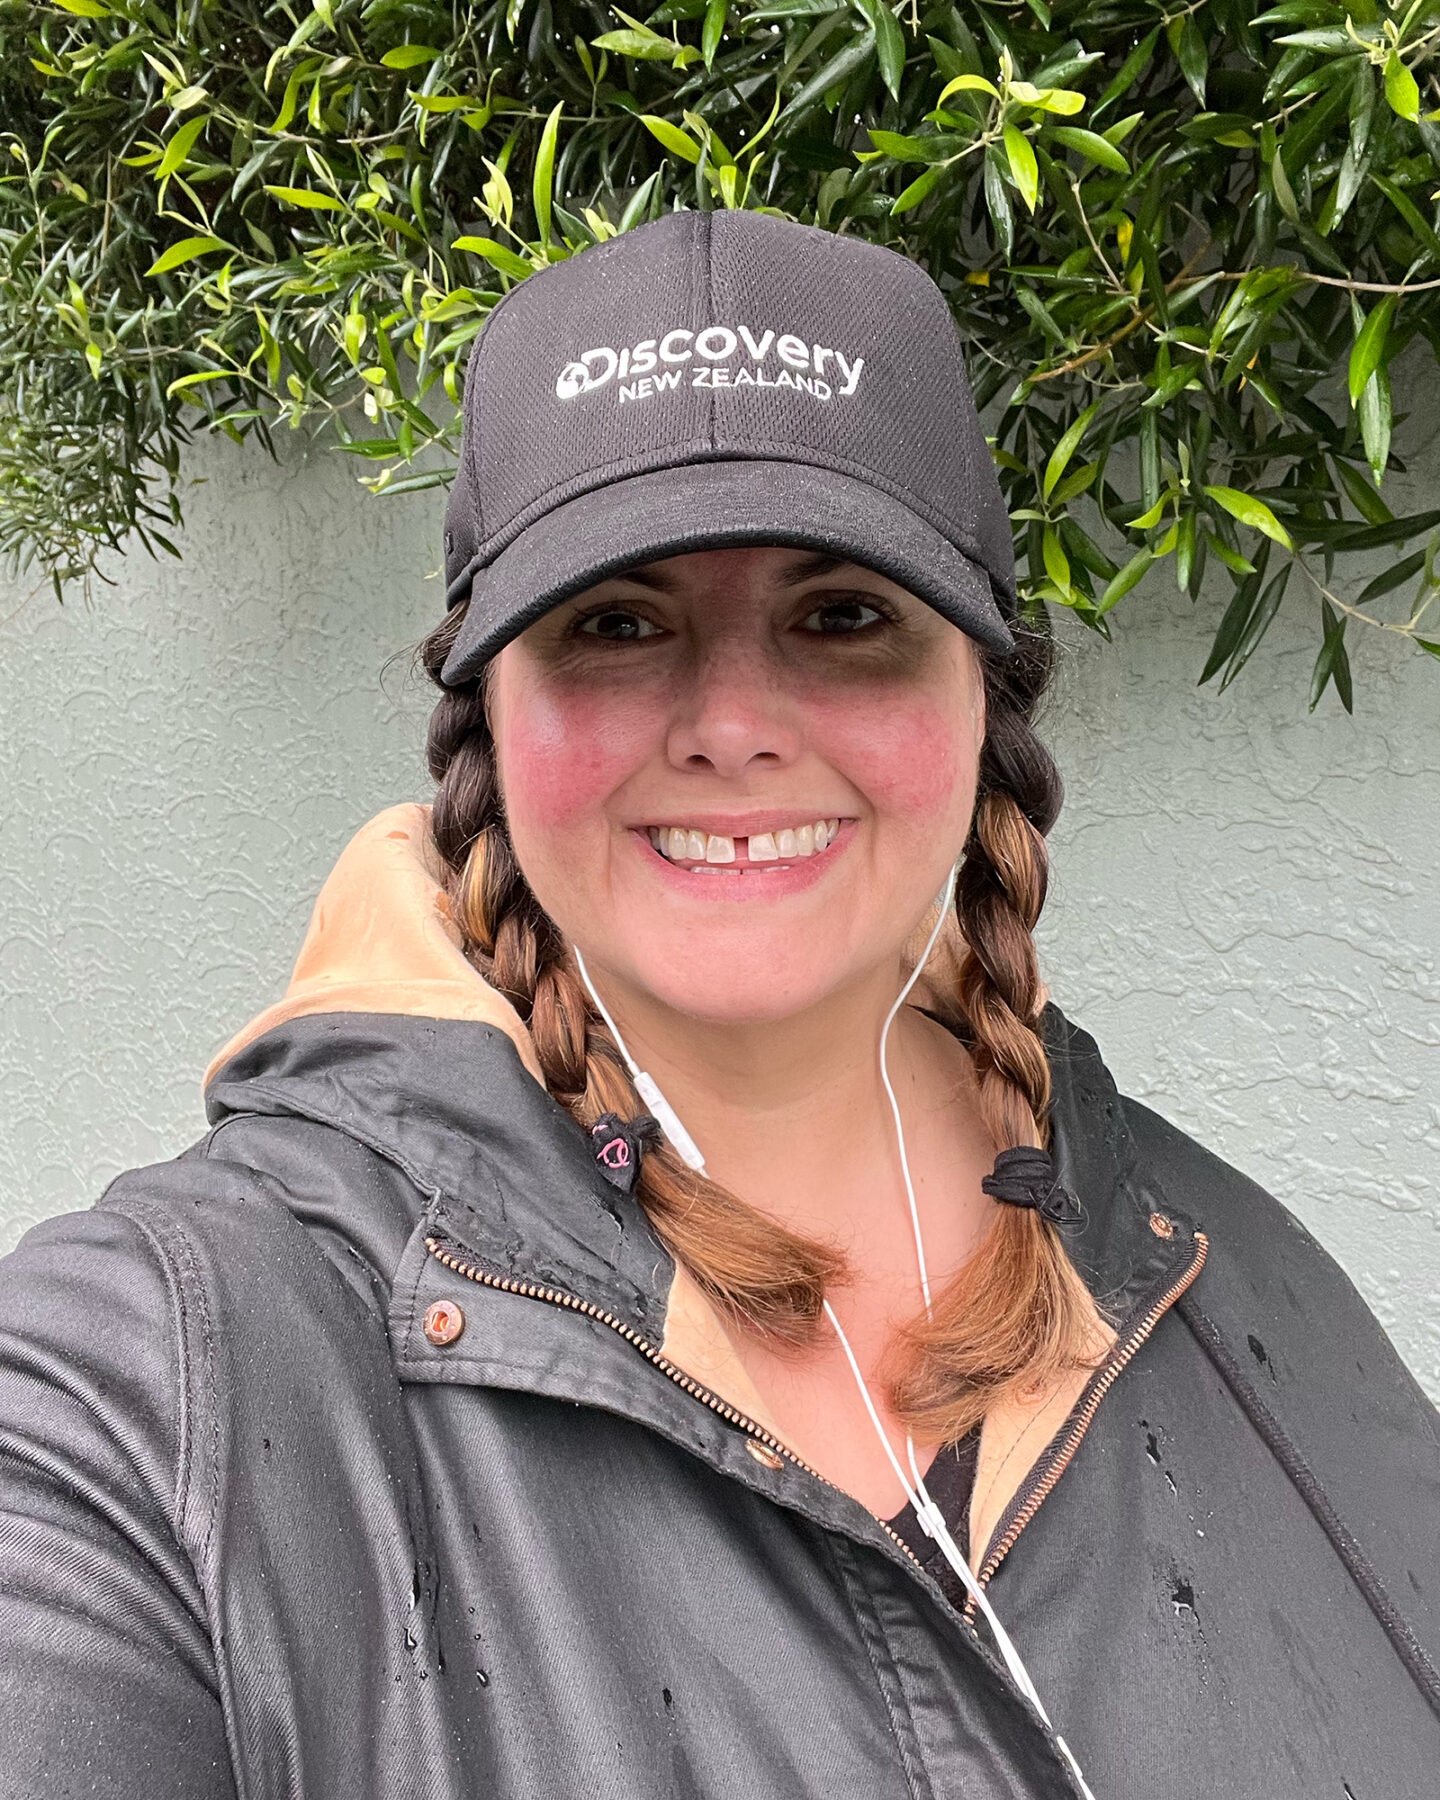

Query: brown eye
576 609 662 641
800 598 885 635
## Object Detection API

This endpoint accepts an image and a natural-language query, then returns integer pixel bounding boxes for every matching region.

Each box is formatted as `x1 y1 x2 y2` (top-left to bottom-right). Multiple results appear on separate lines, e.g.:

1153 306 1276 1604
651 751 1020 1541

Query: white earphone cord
572 888 1096 1799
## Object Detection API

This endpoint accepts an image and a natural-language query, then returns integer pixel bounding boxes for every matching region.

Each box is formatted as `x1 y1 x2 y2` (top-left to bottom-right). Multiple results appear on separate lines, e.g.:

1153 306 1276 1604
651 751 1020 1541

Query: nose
664 632 803 779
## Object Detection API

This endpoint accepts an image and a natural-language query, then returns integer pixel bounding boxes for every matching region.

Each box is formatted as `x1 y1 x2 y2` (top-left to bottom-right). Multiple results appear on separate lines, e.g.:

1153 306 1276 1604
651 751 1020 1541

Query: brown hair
418 598 1100 1441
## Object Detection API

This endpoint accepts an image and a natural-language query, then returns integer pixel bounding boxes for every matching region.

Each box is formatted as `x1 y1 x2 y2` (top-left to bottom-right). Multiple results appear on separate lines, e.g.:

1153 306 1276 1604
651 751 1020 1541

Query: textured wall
2 418 1436 1400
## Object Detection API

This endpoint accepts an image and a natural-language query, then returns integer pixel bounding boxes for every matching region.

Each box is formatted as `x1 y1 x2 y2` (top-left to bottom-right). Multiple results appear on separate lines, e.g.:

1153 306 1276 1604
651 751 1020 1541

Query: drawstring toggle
589 1112 663 1194
981 1146 1084 1228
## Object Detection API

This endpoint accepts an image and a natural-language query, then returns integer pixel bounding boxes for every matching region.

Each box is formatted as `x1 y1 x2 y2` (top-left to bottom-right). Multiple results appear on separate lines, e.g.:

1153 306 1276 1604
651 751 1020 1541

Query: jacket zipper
423 1236 930 1577
963 1230 1210 1618
426 1231 1207 1625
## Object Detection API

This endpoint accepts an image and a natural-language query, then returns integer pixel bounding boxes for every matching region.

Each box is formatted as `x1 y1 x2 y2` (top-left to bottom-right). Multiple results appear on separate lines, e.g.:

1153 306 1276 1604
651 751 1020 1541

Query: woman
0 210 1436 1800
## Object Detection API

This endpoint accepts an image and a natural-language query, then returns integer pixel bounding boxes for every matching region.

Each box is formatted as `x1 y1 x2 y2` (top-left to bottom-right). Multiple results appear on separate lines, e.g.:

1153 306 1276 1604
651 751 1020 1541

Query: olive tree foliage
4 0 1440 707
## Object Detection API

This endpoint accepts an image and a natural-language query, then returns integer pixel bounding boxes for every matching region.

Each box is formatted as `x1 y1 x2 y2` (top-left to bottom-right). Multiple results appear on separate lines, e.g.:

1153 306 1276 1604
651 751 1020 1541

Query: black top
884 1424 982 1607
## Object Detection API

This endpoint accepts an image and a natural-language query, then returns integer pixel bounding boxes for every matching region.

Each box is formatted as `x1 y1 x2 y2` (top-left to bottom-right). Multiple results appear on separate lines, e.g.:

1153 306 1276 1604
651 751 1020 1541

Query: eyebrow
611 551 856 593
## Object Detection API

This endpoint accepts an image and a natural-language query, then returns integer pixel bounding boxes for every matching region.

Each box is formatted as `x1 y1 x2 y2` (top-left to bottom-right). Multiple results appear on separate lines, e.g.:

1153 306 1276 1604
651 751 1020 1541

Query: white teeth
650 820 845 863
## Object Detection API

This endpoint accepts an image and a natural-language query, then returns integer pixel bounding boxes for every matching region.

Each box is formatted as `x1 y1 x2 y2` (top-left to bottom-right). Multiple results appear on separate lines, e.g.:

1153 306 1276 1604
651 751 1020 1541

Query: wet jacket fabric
1 803 1438 1800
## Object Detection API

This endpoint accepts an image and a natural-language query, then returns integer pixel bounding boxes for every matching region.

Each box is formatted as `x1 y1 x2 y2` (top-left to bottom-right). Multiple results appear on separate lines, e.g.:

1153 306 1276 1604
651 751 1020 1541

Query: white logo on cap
554 324 865 406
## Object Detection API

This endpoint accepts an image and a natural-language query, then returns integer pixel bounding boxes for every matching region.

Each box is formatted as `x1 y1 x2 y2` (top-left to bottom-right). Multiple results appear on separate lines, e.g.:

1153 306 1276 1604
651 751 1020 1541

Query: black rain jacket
1 805 1438 1800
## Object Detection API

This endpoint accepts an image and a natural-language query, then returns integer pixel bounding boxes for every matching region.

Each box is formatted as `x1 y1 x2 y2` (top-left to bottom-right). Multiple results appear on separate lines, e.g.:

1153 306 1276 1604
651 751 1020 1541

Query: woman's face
487 545 987 1027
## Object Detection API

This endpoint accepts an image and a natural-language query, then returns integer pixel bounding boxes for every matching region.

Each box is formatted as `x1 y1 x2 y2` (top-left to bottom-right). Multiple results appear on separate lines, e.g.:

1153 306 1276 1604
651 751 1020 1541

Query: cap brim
440 459 1014 686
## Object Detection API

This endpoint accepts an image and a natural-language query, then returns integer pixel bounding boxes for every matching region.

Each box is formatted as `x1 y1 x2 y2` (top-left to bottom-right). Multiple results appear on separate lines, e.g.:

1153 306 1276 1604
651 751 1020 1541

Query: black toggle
590 1112 663 1194
981 1146 1084 1228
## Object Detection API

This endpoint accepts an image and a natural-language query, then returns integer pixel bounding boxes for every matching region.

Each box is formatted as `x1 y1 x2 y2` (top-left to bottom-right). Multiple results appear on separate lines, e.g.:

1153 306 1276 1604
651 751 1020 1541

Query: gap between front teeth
649 820 842 864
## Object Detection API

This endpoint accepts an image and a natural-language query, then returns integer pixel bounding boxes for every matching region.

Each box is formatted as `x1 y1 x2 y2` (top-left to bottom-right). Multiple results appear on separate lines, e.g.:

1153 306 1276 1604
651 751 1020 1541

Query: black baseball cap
439 208 1016 686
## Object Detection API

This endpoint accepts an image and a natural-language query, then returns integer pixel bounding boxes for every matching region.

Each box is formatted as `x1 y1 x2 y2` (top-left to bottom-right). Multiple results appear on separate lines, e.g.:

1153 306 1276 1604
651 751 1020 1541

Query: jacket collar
201 804 1202 1484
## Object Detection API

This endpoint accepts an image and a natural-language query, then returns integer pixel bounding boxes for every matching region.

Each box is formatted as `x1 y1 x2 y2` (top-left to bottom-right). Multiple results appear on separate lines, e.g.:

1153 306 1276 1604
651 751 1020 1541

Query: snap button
746 1440 785 1471
1149 1212 1176 1240
423 1298 466 1346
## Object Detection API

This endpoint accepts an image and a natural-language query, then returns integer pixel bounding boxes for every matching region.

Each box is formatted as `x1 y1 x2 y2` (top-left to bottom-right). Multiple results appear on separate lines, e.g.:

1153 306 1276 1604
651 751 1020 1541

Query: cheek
815 691 978 829
494 678 658 834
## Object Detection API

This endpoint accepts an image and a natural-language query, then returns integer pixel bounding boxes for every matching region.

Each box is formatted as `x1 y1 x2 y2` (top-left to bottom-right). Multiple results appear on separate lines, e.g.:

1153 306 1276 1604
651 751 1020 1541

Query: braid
419 603 843 1347
891 627 1105 1441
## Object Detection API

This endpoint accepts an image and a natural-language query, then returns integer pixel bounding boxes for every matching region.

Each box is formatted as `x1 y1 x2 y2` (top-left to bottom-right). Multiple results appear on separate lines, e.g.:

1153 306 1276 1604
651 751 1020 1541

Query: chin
609 926 859 1026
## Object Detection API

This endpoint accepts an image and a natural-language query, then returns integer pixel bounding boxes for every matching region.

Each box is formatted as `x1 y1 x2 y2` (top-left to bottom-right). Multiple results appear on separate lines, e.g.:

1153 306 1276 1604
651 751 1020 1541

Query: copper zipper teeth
964 1230 1210 1619
423 1236 931 1578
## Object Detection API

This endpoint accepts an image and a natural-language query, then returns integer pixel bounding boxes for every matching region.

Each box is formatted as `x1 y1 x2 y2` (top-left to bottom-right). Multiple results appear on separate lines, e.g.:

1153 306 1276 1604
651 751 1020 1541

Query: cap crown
443 209 1013 605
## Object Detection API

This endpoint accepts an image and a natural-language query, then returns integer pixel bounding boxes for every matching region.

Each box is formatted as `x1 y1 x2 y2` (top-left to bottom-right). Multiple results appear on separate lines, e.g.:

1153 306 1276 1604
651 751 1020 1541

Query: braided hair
418 601 1099 1440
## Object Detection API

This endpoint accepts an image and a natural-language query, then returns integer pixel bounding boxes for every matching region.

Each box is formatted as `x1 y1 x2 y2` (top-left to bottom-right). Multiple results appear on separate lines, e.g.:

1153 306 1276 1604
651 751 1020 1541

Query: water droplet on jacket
476 1668 489 1687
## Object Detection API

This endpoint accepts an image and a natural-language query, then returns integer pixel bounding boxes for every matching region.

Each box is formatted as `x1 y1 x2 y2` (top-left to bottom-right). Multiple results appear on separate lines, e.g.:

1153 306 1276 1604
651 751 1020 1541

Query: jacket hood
201 802 1202 1561
203 803 544 1092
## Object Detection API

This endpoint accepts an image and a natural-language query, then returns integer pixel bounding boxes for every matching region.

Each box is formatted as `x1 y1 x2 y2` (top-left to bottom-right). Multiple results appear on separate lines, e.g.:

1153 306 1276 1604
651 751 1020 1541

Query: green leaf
532 101 563 248
1172 15 1208 106
1042 398 1102 501
640 114 703 162
1203 485 1294 549
937 73 998 104
1358 365 1392 486
853 0 905 101
452 236 534 279
380 45 443 68
593 29 681 60
263 184 346 209
155 115 207 180
1356 548 1424 605
702 0 726 67
1042 524 1071 594
775 30 876 131
1097 548 1155 613
1127 493 1169 531
165 368 232 398
146 234 227 275
983 144 1014 257
1219 565 1291 689
1416 639 1440 660
1270 148 1299 222
1009 82 1085 116
1348 296 1393 406
1371 173 1440 260
1333 455 1392 526
1003 124 1039 212
618 171 662 232
50 0 112 14
1047 127 1128 173
1199 543 1271 684
1309 599 1352 713
1091 27 1158 122
1384 49 1420 122
867 129 963 164
891 164 944 213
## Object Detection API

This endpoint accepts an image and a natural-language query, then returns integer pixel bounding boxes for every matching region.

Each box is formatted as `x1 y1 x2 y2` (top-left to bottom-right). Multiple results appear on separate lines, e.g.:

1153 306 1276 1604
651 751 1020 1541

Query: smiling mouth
645 818 843 871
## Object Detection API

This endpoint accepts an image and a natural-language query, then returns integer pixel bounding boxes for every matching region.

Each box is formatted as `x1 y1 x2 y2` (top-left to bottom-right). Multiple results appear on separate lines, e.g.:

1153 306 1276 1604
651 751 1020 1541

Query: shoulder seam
105 1194 219 1567
1178 1291 1440 1723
